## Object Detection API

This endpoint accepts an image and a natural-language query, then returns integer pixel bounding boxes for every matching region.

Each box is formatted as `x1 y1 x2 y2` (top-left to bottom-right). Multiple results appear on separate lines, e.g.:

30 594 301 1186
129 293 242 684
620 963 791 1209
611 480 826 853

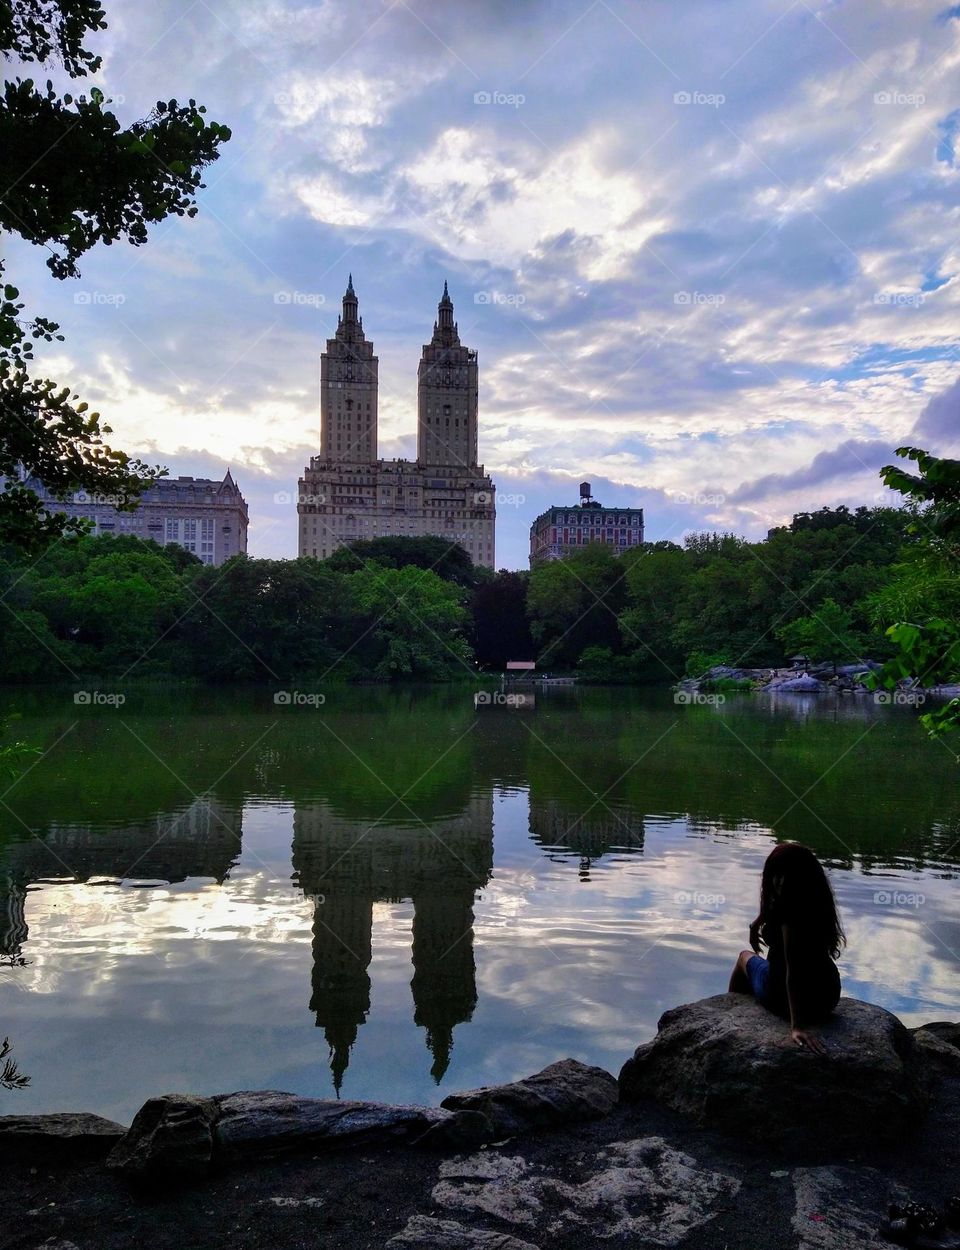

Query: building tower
417 282 478 468
319 275 379 464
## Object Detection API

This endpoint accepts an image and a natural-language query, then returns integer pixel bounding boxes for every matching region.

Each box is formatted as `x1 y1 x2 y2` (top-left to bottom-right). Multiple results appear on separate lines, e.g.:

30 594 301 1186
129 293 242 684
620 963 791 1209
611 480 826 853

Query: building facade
529 481 644 566
25 470 248 566
298 279 496 568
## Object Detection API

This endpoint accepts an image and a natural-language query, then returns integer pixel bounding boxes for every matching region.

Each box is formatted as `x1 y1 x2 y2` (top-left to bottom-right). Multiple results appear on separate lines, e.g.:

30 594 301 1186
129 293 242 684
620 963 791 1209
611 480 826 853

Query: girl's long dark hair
757 842 845 959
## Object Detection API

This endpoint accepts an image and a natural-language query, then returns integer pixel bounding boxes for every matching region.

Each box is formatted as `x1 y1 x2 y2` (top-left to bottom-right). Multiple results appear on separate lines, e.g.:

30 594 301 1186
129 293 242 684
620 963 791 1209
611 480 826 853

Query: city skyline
7 1 959 569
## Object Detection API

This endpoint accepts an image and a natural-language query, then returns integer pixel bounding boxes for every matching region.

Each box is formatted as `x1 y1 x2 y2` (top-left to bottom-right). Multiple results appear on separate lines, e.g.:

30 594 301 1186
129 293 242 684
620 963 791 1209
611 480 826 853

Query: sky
9 0 960 568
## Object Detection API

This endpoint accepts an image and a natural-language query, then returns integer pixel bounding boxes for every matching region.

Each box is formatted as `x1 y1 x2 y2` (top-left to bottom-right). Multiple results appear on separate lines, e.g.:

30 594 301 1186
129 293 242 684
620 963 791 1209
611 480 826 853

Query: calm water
1 685 958 1123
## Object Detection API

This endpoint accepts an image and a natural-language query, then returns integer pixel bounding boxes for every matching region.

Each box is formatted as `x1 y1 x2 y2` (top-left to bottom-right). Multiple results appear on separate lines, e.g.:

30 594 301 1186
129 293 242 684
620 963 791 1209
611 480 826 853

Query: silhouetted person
729 842 844 1054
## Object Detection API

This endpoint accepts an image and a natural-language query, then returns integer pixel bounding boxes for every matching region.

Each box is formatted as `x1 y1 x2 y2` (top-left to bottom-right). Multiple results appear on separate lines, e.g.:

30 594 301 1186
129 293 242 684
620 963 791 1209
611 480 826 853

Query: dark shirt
764 923 841 1022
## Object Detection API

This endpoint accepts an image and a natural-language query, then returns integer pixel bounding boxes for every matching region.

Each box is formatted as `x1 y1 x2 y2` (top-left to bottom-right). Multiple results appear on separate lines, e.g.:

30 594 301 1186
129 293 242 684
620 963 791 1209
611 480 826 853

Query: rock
0 1112 126 1162
386 1216 541 1249
911 1025 960 1076
791 1165 906 1250
212 1091 489 1161
420 1109 495 1151
618 994 925 1154
433 1153 540 1228
765 675 828 692
440 1059 617 1136
431 1137 739 1245
106 1094 218 1182
914 1020 960 1050
549 1137 740 1244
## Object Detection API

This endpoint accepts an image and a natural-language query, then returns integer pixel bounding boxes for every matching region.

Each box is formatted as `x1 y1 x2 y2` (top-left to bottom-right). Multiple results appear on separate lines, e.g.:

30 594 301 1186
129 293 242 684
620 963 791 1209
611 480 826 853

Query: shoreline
3 996 958 1249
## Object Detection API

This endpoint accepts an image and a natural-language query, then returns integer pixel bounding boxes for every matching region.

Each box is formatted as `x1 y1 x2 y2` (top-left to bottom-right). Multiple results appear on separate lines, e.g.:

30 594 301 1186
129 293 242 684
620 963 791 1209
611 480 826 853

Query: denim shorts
745 953 840 1021
745 954 775 1004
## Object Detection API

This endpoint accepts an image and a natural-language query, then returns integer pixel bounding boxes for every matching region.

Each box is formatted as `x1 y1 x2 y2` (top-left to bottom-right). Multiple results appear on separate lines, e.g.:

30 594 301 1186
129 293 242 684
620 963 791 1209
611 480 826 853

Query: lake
1 685 957 1124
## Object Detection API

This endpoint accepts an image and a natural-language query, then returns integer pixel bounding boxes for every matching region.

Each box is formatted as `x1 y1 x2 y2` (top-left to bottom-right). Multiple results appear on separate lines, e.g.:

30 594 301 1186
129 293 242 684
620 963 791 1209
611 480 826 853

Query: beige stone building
298 279 496 567
23 469 248 566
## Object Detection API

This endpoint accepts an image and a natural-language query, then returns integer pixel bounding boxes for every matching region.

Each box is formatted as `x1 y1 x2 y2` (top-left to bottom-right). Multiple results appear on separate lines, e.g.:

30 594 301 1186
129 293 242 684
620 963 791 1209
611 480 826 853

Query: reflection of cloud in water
2 701 959 1119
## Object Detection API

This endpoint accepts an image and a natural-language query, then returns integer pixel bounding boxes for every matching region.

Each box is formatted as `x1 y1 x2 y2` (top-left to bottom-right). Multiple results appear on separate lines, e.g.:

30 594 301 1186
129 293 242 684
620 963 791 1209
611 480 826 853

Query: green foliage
576 644 641 684
348 564 472 680
527 544 627 668
323 536 479 588
0 538 476 684
683 650 732 677
775 598 864 667
471 569 534 669
177 556 359 683
577 507 910 682
0 0 230 552
880 447 960 546
0 712 40 779
699 676 753 692
871 447 960 741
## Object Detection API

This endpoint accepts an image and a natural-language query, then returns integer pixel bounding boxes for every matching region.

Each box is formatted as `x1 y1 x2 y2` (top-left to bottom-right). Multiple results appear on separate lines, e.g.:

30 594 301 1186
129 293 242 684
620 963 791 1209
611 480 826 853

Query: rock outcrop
0 1111 126 1162
213 1091 489 1162
440 1058 618 1136
421 1136 740 1245
618 994 926 1154
106 1094 218 1181
106 1090 493 1181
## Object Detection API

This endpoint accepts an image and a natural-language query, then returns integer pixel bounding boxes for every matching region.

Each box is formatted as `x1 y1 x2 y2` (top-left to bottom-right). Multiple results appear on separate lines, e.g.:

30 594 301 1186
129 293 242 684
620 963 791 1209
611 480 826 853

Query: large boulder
440 1058 618 1136
914 1020 960 1050
106 1094 218 1182
765 675 828 692
911 1022 960 1075
618 994 926 1154
0 1112 126 1162
212 1091 490 1161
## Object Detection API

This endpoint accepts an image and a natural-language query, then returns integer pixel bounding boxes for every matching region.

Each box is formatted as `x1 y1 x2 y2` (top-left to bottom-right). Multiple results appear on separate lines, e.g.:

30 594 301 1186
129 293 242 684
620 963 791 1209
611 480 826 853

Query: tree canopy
0 0 230 551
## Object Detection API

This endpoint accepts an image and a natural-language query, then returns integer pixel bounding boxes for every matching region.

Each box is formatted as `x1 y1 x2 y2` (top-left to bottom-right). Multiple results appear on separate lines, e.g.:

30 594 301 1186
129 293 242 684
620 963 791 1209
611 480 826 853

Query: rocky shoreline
2 994 958 1249
679 660 960 698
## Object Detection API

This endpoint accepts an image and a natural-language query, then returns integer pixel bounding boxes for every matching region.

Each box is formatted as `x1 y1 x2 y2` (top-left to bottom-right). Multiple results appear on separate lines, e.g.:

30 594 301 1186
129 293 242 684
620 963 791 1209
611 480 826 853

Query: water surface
1 685 957 1122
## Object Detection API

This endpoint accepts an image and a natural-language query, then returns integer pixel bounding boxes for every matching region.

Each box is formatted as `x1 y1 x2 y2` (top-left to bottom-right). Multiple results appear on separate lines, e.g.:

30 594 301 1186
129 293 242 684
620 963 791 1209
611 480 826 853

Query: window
165 518 179 542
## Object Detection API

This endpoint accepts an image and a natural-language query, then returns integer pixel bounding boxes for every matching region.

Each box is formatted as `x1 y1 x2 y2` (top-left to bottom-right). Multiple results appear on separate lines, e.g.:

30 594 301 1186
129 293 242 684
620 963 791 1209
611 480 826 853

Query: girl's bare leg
729 949 755 993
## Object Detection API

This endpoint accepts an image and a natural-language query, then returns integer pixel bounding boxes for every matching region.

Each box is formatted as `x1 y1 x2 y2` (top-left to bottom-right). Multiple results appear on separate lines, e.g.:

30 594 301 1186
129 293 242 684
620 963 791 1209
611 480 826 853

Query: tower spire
437 281 454 333
341 274 359 327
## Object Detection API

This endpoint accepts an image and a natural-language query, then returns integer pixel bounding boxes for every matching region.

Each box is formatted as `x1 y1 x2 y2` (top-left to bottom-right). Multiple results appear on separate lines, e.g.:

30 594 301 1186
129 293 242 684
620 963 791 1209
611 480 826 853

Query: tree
472 569 534 669
0 1036 29 1090
527 544 626 668
348 564 472 680
0 0 231 551
868 446 960 738
178 557 354 683
324 536 479 589
776 598 864 669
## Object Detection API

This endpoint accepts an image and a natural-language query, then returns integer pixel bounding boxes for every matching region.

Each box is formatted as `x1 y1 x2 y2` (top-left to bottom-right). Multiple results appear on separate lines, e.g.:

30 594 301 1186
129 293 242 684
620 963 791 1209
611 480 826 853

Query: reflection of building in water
528 796 644 875
0 797 242 956
292 794 493 1090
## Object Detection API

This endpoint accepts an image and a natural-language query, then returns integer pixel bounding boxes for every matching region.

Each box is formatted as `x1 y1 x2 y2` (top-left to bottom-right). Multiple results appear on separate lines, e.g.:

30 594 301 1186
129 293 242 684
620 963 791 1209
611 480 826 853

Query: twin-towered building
297 278 497 568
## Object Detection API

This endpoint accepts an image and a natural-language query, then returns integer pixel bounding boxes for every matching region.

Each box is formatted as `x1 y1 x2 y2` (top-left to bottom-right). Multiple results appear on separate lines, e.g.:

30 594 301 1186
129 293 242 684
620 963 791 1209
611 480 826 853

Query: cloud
10 0 960 567
911 373 960 451
728 439 899 505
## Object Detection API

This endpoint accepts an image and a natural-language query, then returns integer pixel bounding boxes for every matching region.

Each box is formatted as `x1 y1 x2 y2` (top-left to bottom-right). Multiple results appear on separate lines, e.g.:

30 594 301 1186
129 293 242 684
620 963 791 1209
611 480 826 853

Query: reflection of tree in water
0 797 242 957
528 797 644 879
292 794 493 1092
0 1037 30 1090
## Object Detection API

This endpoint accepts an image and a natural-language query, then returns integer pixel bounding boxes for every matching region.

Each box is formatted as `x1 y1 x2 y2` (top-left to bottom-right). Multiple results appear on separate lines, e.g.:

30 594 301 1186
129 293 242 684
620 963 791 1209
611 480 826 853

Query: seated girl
729 842 844 1054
